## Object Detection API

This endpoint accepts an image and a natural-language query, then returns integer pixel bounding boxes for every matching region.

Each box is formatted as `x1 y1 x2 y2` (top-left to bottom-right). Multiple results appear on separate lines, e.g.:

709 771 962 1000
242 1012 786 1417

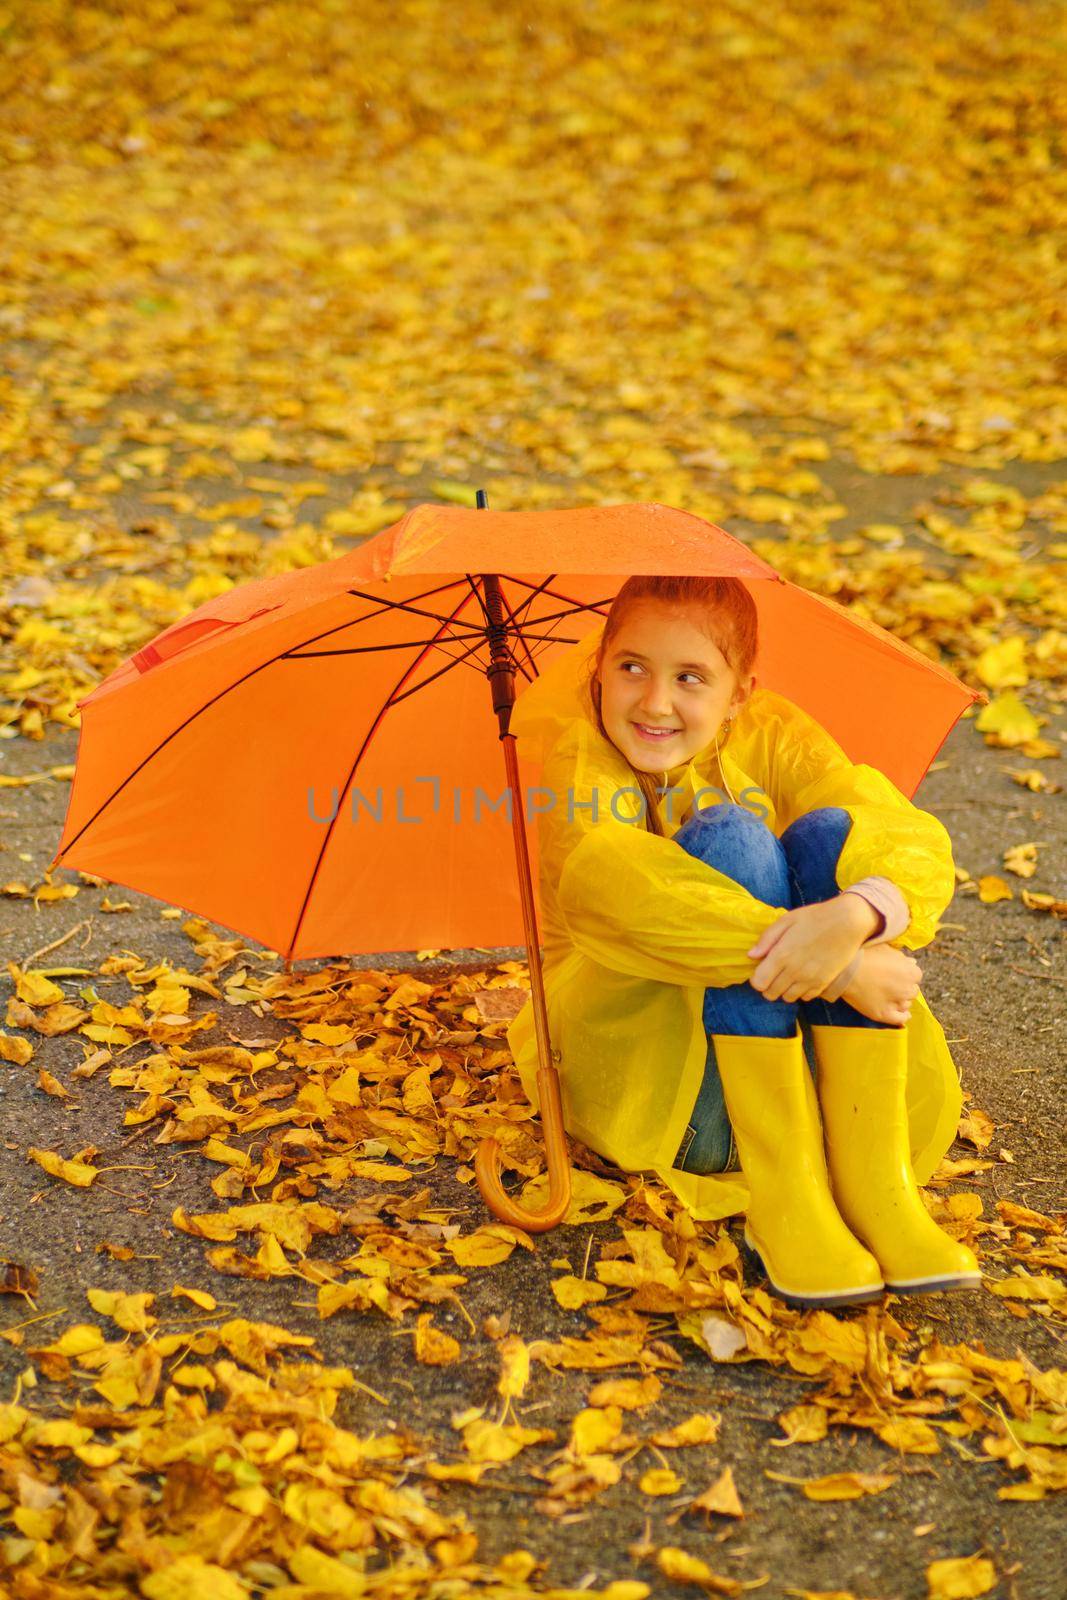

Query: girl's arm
758 692 957 951
840 876 911 941
541 735 786 988
805 881 910 1001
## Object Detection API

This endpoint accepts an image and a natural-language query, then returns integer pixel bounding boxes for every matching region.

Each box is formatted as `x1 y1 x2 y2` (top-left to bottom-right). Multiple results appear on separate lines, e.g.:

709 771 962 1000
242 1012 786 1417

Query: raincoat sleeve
762 694 956 950
541 733 786 989
840 876 912 943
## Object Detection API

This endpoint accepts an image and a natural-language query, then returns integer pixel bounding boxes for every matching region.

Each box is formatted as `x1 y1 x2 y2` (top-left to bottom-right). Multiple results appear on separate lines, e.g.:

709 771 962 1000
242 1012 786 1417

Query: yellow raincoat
505 627 962 1223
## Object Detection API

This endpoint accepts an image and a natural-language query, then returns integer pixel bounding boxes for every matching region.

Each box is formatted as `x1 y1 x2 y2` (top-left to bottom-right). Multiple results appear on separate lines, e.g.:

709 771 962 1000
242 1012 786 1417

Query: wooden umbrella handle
473 707 573 1231
475 1064 571 1232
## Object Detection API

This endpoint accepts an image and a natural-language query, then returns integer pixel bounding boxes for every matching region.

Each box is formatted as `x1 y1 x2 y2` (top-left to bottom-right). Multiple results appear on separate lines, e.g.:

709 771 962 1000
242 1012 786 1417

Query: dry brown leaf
1 1262 39 1299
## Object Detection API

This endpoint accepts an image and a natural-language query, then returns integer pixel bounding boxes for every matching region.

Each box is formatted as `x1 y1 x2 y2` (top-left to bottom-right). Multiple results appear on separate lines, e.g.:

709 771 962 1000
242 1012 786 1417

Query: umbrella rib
503 576 614 616
344 578 472 617
501 584 616 667
538 599 612 625
287 630 573 659
345 585 488 637
389 628 541 706
515 600 613 626
462 572 490 625
341 584 505 665
287 631 486 657
389 644 494 706
519 632 588 650
491 582 613 674
55 589 481 863
496 628 590 642
503 574 560 631
282 584 483 963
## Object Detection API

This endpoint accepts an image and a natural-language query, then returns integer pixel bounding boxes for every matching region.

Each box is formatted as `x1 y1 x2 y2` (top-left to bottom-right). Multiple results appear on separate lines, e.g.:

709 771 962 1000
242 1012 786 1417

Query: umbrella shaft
501 730 554 1078
481 565 556 1089
481 573 517 734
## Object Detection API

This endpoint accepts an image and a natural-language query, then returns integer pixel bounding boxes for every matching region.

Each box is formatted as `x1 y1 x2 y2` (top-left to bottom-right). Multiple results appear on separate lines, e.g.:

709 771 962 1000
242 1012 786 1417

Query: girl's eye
621 662 703 685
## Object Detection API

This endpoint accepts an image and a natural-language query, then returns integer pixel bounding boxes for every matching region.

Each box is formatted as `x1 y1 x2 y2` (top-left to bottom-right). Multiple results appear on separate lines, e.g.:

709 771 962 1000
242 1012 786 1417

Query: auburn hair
580 576 758 837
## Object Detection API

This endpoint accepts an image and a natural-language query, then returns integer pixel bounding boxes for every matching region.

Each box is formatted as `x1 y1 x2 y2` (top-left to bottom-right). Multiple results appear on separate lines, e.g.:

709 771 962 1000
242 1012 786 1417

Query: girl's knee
780 805 850 850
679 801 770 838
779 806 852 902
676 803 789 902
676 802 775 858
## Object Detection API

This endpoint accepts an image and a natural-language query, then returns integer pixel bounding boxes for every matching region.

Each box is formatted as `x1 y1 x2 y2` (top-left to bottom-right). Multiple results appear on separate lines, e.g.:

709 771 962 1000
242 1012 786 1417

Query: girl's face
596 600 750 773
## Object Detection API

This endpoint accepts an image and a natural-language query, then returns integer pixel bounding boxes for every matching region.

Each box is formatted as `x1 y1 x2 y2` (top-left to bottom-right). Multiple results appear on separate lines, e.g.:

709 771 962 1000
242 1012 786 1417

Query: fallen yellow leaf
170 1285 218 1311
86 1288 157 1335
656 1547 741 1595
413 1312 462 1366
926 1554 997 1600
141 1555 248 1600
27 1147 98 1187
977 875 1013 903
765 1468 897 1501
551 1274 609 1309
690 1464 744 1518
640 1467 684 1495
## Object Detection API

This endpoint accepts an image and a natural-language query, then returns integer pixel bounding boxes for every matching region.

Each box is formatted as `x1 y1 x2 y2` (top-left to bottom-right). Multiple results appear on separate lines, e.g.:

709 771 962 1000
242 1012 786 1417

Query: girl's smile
596 599 752 774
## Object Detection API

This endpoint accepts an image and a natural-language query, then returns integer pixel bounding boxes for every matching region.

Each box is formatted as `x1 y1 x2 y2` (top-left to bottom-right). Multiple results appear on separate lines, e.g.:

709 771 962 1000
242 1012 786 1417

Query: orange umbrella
49 496 983 1232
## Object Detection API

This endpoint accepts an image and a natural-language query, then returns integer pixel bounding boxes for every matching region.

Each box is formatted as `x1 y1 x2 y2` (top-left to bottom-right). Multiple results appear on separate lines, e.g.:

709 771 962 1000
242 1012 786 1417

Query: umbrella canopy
50 496 985 1233
51 501 980 965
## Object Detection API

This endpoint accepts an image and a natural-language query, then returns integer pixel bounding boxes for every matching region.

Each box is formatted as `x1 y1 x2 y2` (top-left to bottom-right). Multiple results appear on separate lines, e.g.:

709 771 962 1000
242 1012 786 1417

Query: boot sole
885 1271 983 1295
742 1227 884 1310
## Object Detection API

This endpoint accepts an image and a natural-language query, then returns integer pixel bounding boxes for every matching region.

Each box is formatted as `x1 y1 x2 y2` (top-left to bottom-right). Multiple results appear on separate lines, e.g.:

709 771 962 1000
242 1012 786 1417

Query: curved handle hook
475 1064 572 1233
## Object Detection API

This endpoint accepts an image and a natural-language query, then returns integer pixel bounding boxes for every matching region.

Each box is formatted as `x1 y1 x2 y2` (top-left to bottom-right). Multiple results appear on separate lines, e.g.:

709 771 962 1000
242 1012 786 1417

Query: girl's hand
746 898 873 1002
839 945 923 1025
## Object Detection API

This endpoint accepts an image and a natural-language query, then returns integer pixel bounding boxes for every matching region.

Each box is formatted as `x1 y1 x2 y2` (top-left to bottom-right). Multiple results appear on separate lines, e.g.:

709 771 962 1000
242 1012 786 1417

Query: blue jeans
670 804 894 1176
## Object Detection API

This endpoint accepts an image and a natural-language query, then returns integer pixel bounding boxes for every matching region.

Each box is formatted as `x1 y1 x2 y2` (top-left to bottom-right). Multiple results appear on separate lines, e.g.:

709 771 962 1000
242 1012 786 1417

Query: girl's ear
731 674 756 717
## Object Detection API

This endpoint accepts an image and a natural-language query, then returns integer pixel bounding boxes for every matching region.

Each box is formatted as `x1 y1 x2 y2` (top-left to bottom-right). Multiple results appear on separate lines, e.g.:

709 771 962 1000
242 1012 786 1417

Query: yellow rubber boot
810 1024 981 1294
710 1028 884 1309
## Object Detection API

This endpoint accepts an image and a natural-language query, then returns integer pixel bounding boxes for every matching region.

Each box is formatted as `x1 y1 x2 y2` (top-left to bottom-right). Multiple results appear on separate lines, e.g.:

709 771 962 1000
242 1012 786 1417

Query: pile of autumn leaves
0 921 1064 1597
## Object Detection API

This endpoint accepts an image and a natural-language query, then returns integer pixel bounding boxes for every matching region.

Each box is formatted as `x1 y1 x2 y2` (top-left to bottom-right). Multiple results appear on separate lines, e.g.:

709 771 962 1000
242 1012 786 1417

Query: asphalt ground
0 608 1063 1598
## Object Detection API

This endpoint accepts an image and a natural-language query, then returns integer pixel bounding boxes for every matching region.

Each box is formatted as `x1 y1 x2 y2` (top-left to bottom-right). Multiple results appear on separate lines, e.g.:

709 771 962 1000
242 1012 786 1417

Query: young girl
505 574 980 1309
